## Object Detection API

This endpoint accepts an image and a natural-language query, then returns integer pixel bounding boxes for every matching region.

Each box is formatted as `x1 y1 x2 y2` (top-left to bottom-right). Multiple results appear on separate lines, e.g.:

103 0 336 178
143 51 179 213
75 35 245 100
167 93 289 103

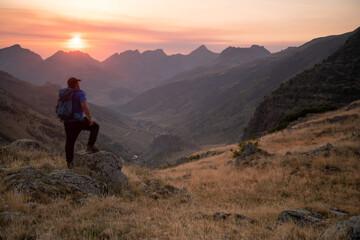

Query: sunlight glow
67 35 85 49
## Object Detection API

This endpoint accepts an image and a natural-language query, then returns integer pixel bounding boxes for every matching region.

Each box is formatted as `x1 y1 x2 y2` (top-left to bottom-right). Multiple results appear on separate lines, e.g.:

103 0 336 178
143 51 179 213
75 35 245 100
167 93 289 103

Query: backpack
56 88 77 121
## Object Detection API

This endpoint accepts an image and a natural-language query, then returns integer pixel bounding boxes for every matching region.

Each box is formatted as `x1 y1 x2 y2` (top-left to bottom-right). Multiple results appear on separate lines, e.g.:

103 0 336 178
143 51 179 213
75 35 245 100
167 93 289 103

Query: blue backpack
56 88 77 121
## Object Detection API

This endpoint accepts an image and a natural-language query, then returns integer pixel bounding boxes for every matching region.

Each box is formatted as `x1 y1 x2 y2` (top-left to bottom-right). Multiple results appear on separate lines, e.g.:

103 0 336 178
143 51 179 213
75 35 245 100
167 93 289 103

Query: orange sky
1 0 359 61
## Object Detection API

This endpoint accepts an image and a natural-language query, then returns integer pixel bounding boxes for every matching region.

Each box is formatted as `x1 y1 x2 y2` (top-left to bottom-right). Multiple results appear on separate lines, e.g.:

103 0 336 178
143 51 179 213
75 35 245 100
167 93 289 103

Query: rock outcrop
74 150 128 191
2 166 108 201
319 215 360 240
302 143 333 157
235 144 270 166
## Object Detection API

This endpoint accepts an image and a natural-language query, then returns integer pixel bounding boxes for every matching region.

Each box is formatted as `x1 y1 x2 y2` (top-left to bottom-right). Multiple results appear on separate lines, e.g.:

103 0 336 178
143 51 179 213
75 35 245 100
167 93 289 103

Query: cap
67 77 81 88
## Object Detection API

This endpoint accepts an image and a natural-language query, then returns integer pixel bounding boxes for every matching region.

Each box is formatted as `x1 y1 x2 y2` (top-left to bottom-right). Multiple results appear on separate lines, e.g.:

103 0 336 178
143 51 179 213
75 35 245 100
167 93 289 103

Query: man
62 77 100 169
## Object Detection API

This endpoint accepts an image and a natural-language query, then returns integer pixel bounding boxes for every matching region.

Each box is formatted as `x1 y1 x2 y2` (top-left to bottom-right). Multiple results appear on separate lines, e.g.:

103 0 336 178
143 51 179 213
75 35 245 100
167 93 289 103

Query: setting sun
67 35 85 49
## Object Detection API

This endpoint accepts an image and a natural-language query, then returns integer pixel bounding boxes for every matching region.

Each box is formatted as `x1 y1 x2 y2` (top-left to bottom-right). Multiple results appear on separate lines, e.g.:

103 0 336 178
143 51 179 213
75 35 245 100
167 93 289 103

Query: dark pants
64 118 99 163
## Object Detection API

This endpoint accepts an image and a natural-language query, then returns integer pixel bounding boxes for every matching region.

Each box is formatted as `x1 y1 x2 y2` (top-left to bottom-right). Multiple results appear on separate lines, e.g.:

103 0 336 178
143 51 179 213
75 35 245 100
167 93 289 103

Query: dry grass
1 103 360 239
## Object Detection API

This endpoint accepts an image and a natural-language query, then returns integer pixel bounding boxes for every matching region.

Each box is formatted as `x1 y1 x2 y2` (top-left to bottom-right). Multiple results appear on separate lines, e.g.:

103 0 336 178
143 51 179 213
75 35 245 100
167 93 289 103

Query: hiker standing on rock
56 77 100 169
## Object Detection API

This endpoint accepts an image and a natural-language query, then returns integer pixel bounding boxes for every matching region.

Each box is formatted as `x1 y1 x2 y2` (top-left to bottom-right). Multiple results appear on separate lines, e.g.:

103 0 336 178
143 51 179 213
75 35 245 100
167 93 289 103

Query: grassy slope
1 100 359 239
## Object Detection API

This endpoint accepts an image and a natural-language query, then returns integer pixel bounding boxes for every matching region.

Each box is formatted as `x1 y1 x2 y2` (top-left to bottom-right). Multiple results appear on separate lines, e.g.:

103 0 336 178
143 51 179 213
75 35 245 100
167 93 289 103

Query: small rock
76 198 88 205
303 143 333 157
277 208 325 227
324 165 341 173
8 139 42 151
234 214 246 220
213 212 231 220
40 163 54 172
286 152 291 156
0 211 23 223
106 207 121 213
145 222 153 227
346 103 360 111
319 215 360 240
224 160 233 166
26 202 36 208
322 205 347 218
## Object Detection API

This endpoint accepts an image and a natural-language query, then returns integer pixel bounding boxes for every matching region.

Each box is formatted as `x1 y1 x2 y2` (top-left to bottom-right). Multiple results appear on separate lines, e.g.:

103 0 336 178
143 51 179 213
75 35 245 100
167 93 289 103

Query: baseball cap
67 77 81 88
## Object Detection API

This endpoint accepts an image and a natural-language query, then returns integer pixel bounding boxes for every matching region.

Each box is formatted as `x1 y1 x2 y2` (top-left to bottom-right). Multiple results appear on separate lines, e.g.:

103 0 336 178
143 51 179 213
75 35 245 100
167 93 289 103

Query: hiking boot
86 144 100 153
67 162 74 169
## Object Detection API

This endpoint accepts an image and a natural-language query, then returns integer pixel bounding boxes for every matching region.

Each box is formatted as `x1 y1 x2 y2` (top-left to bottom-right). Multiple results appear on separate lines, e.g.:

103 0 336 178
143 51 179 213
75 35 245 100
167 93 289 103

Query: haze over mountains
0 27 359 167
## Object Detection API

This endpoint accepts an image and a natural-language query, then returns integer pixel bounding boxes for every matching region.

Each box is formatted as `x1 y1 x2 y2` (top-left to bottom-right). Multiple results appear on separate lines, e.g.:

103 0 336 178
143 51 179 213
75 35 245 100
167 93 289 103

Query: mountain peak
119 49 141 57
10 44 22 49
142 49 167 58
189 45 214 56
219 45 271 61
45 50 98 64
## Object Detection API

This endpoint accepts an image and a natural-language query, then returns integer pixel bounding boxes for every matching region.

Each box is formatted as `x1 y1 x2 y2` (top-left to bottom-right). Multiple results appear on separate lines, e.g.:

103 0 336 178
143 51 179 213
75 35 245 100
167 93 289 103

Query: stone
326 114 358 124
142 178 190 199
321 205 347 218
303 143 333 157
319 215 360 240
235 144 258 165
277 208 325 227
2 166 108 200
74 150 128 190
40 163 54 172
213 212 231 220
346 103 360 111
8 139 42 151
0 211 24 224
212 212 252 222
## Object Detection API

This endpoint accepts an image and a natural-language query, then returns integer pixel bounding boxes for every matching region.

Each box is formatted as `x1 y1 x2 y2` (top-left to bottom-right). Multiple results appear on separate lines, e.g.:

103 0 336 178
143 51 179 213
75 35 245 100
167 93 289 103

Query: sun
67 35 85 49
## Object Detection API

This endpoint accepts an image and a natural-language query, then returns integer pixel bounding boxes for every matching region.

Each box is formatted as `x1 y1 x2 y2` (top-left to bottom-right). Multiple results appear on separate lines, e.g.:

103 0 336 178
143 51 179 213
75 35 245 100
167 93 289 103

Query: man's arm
80 102 94 126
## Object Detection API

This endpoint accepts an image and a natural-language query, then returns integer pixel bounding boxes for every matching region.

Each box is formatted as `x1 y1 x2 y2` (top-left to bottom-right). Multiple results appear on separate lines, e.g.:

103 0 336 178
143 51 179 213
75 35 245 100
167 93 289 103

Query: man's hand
88 118 94 126
80 102 94 126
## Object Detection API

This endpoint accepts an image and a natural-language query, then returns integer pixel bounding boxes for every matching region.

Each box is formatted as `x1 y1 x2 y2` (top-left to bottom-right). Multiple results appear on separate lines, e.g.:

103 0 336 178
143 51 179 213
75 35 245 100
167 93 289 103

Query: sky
1 0 359 61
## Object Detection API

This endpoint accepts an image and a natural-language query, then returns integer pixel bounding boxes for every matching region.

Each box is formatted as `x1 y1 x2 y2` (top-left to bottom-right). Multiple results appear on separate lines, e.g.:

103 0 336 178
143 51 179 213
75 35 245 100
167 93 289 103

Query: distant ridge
242 28 360 140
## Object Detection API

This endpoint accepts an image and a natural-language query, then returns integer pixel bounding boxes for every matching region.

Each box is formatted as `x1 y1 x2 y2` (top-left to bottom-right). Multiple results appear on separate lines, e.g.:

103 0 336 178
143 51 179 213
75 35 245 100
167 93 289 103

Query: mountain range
118 30 355 145
0 44 271 107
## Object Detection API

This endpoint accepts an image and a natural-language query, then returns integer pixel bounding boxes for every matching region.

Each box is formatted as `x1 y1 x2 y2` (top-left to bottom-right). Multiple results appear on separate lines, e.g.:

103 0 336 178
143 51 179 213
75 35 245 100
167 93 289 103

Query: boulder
7 139 42 151
74 150 128 190
277 208 325 227
319 216 360 240
2 166 108 201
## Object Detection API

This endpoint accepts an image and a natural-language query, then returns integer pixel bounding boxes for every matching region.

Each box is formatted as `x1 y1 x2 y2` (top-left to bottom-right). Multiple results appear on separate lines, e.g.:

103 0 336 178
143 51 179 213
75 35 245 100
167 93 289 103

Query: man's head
67 77 81 89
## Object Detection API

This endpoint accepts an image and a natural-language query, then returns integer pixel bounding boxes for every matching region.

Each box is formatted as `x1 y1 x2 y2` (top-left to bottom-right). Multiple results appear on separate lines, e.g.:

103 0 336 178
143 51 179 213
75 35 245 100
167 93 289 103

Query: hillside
243 28 360 140
119 29 354 145
1 99 359 239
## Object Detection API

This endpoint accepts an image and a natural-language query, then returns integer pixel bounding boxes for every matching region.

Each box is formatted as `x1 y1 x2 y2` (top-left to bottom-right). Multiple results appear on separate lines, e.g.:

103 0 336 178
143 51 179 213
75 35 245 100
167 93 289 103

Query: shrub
232 140 258 158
